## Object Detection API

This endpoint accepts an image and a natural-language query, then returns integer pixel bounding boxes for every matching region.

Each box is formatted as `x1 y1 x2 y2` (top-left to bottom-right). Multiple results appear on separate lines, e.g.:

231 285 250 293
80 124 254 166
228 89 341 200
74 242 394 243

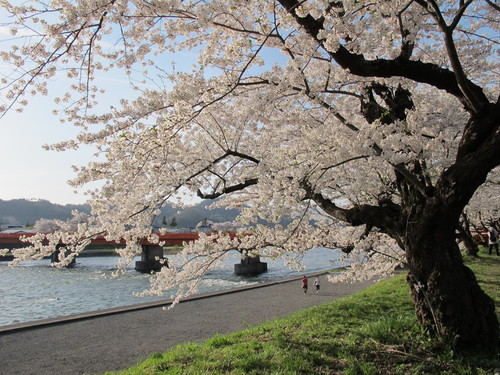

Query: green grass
465 248 500 313
106 254 500 375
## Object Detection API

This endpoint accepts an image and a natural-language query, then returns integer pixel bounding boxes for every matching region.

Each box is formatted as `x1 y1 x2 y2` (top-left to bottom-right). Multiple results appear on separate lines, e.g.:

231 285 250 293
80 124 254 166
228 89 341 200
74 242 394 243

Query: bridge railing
0 231 238 247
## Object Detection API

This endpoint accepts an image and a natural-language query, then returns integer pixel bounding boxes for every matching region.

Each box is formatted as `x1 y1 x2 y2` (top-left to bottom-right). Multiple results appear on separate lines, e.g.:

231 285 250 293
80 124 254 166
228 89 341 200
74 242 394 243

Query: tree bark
401 105 500 349
283 0 499 350
406 222 498 350
457 214 480 257
307 103 500 350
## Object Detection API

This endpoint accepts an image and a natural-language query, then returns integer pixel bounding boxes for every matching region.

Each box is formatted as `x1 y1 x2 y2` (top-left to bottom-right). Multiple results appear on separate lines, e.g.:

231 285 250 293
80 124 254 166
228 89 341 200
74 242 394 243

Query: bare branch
197 178 259 199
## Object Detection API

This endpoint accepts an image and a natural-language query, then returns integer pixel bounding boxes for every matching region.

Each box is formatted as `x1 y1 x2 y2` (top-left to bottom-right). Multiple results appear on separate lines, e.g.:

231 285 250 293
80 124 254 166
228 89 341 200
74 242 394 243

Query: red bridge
0 231 266 275
0 232 202 247
0 232 205 273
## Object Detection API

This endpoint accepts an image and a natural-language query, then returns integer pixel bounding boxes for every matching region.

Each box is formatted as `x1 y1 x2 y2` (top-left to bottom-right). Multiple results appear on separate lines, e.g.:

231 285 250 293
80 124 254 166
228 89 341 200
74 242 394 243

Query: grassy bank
107 254 499 375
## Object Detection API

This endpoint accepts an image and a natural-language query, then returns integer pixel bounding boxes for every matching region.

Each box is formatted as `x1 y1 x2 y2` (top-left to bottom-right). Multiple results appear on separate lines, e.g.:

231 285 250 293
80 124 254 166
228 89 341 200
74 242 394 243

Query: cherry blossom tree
33 211 90 233
458 173 499 251
466 175 500 230
1 0 499 350
33 218 61 233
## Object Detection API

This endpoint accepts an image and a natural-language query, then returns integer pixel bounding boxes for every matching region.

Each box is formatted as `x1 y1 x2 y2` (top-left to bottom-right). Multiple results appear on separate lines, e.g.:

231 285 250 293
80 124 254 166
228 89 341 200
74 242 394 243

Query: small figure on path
301 276 308 294
314 276 320 293
488 227 499 256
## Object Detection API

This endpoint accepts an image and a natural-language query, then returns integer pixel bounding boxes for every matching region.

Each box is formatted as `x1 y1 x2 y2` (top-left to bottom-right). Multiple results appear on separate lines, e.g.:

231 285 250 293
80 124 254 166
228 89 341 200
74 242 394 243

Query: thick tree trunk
406 224 498 350
457 215 480 256
403 104 500 350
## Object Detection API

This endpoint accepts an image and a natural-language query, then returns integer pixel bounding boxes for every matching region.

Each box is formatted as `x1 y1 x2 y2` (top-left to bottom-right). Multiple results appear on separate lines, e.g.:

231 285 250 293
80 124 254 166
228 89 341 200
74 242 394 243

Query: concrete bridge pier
50 244 76 267
234 255 267 275
135 245 166 273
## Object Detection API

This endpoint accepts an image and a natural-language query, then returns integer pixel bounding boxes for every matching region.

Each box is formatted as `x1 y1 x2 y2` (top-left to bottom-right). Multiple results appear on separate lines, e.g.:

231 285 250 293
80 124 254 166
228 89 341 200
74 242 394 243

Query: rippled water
0 247 343 327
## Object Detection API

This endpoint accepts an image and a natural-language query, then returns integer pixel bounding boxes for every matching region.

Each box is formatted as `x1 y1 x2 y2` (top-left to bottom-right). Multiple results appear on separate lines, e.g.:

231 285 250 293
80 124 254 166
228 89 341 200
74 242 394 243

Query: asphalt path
0 274 374 375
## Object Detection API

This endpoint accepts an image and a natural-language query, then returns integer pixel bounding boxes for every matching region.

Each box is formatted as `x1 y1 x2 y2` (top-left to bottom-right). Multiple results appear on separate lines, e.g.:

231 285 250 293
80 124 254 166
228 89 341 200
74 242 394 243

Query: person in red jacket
301 276 308 294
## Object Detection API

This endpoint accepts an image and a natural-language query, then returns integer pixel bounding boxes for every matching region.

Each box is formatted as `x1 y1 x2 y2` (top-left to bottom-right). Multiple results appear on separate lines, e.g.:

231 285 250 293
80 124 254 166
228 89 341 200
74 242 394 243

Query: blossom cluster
0 0 498 301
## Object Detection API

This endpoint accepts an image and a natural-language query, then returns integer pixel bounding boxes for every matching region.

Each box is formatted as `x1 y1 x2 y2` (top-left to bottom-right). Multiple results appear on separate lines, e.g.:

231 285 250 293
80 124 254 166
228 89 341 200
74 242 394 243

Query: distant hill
153 199 241 228
0 198 240 229
0 199 90 226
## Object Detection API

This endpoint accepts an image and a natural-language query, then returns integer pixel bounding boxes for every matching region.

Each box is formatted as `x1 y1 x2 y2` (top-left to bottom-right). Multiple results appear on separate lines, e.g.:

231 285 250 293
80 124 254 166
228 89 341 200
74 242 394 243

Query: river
0 247 343 327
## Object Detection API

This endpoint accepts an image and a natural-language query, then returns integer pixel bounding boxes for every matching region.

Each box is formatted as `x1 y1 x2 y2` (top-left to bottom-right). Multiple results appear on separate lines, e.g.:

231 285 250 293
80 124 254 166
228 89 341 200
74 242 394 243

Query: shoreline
0 273 374 375
0 247 183 261
0 271 335 334
0 250 118 262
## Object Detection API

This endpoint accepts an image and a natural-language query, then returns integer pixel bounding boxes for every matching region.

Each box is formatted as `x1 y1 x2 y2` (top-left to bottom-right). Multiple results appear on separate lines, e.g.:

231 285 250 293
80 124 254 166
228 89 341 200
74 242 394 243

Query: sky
0 61 196 205
0 61 157 205
0 25 165 205
0 18 102 205
0 61 212 206
0 93 101 205
0 44 138 205
0 6 287 206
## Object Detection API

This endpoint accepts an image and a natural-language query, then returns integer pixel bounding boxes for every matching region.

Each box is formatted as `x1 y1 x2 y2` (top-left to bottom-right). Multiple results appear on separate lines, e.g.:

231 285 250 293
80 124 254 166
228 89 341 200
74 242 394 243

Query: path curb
0 270 334 334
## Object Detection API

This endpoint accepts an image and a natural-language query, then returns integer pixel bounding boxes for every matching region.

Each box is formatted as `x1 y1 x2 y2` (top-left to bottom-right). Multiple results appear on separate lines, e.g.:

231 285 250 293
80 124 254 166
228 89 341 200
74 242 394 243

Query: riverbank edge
0 270 334 334
0 247 182 261
0 250 118 261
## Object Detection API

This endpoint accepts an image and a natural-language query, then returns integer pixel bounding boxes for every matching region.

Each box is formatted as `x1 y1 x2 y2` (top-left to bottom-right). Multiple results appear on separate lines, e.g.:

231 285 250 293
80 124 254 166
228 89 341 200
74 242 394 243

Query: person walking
488 227 499 256
301 276 308 294
314 276 320 293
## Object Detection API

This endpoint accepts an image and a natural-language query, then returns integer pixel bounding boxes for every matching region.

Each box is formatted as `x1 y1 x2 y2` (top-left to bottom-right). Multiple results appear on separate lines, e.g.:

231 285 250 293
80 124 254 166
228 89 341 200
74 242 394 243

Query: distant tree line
0 198 239 229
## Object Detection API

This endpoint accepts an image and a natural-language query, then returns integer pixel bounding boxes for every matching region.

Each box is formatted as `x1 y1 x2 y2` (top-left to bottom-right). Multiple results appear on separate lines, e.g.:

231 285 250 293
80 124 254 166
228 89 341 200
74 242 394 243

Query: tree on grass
1 0 498 350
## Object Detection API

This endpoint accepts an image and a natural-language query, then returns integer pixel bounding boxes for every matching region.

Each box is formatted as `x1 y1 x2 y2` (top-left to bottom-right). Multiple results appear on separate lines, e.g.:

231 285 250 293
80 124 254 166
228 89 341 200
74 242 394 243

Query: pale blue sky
0 91 101 205
0 61 199 205
0 24 172 205
0 18 104 204
0 11 286 206
0 53 141 205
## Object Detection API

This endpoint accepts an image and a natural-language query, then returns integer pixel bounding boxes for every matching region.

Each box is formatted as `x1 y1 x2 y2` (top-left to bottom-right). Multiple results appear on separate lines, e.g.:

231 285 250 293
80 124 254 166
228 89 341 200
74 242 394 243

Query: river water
0 247 343 327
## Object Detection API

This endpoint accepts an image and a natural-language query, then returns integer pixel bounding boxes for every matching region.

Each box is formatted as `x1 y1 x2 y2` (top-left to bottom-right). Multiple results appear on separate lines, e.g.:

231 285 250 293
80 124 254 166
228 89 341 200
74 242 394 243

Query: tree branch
197 178 259 199
301 180 401 234
277 0 488 112
414 0 486 113
485 0 500 11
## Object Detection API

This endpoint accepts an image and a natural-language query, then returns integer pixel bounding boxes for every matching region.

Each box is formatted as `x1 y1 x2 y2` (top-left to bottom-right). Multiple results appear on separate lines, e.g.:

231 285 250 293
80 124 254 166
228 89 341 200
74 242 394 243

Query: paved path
0 274 374 375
